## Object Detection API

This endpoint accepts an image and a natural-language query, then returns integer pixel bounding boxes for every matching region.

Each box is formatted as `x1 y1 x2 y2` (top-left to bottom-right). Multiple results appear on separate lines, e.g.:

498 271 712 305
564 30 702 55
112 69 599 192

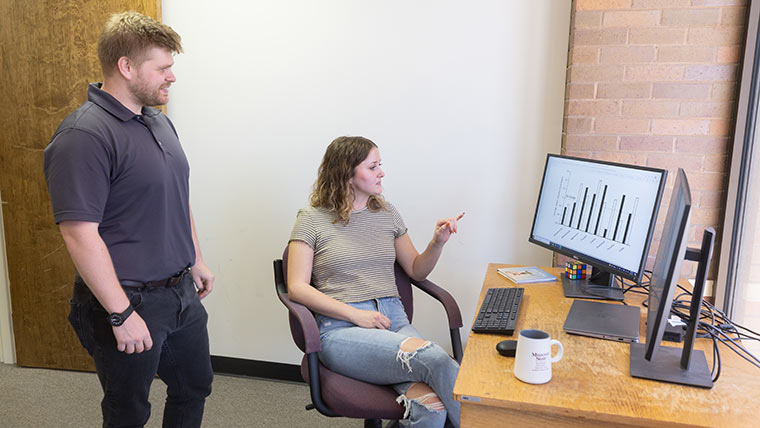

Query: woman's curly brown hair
310 136 386 224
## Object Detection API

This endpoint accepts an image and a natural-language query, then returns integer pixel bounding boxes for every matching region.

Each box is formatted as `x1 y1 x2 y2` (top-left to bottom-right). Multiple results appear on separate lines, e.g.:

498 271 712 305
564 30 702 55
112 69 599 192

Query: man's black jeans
69 273 213 428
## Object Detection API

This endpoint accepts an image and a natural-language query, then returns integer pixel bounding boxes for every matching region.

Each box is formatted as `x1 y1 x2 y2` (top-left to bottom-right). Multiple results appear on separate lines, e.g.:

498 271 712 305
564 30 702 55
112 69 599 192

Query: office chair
273 247 463 428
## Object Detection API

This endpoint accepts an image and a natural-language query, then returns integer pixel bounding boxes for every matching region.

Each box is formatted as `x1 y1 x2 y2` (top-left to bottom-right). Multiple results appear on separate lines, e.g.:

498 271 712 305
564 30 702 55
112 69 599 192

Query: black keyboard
471 287 524 335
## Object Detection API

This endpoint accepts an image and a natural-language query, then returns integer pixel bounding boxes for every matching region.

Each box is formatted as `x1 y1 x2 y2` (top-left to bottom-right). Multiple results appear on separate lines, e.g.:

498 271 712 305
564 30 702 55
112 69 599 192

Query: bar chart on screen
554 174 639 248
535 161 663 267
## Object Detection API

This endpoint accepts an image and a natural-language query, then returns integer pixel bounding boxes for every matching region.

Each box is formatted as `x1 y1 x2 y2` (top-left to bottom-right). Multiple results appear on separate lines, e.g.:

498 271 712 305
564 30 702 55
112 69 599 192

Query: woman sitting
287 136 463 428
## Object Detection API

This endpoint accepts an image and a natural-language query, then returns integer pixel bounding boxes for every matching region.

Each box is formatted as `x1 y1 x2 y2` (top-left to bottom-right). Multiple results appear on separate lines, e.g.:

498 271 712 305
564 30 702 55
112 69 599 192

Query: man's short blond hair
97 11 183 77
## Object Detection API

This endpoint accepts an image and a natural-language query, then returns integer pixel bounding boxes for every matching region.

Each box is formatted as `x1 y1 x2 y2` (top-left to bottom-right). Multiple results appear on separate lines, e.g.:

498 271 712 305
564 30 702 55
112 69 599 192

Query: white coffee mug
514 329 563 384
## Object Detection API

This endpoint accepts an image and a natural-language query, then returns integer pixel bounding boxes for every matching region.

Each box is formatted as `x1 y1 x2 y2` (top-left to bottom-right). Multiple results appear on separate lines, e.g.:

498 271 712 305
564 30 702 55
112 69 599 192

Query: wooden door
0 0 161 370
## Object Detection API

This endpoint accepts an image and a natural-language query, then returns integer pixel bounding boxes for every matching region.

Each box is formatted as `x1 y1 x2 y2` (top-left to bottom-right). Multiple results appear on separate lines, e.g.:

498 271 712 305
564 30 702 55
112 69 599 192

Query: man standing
44 11 214 428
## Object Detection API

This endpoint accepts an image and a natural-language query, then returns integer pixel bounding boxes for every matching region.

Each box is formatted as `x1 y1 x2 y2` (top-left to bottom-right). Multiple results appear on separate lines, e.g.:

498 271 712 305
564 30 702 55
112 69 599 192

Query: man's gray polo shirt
44 83 195 282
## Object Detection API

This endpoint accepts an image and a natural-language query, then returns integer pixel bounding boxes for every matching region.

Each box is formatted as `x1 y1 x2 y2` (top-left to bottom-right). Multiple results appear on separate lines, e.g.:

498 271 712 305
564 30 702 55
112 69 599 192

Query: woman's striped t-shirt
289 203 407 303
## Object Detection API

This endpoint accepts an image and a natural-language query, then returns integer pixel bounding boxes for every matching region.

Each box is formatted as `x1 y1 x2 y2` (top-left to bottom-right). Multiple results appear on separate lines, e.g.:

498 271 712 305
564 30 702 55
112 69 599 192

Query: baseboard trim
210 356 304 383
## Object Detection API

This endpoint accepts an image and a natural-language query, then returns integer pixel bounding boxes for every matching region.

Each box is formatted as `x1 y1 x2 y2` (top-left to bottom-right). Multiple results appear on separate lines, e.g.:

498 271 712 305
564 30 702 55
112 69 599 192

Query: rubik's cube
565 261 589 280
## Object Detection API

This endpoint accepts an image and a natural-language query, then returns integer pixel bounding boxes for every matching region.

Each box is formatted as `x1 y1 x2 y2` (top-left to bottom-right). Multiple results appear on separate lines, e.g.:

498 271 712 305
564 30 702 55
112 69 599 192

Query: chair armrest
410 278 463 329
277 291 322 354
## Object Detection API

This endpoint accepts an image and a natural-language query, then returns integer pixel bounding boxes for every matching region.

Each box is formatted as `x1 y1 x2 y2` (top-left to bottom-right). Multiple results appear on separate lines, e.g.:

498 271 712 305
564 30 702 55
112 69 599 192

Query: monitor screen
644 168 691 360
529 154 666 284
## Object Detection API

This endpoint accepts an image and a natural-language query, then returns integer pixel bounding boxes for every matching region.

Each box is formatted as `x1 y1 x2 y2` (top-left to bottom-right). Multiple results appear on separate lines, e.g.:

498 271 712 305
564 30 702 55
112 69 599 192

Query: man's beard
129 77 167 107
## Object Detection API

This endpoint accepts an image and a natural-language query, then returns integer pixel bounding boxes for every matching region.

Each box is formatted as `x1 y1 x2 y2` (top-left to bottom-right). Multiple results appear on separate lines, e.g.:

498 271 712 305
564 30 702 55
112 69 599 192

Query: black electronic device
563 299 640 342
663 320 687 343
471 287 524 335
629 168 715 388
529 155 667 301
496 340 517 357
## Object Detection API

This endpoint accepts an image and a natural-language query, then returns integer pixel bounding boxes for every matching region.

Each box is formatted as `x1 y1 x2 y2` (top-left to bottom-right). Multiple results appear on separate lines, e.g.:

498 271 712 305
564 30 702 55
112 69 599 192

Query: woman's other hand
351 309 392 329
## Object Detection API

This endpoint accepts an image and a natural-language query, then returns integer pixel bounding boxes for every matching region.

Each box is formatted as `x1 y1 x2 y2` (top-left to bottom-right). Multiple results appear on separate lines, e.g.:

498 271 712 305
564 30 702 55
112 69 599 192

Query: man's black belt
120 269 189 289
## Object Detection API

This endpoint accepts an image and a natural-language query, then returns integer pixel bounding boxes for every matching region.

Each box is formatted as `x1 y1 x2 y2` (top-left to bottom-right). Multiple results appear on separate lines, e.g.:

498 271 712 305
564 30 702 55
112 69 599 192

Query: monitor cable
670 289 760 382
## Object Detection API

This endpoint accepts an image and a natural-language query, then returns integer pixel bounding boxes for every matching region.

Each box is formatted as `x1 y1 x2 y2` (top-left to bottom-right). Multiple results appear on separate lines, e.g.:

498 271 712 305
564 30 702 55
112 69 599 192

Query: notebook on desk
563 300 640 343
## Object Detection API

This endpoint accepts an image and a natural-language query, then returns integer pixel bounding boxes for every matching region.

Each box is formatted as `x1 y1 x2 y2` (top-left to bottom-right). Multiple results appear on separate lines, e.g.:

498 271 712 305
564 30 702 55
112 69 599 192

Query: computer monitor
629 168 714 388
529 154 667 301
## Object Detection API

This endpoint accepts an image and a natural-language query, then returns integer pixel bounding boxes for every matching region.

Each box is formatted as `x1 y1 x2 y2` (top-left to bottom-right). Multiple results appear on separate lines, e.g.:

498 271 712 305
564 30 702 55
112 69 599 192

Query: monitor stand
562 268 624 301
629 342 713 388
629 228 715 389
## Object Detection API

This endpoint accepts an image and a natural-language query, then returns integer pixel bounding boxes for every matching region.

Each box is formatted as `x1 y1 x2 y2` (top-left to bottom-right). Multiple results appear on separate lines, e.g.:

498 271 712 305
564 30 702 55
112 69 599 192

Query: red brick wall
563 0 748 278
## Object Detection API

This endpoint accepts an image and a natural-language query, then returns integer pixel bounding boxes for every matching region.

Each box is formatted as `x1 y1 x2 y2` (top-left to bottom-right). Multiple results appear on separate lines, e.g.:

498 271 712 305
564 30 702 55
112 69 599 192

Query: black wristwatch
107 305 134 327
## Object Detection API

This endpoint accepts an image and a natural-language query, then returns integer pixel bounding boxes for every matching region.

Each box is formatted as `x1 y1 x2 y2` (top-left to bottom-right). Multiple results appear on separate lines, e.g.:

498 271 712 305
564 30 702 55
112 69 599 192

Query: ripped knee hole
396 391 445 416
396 338 433 372
412 392 445 412
400 337 431 352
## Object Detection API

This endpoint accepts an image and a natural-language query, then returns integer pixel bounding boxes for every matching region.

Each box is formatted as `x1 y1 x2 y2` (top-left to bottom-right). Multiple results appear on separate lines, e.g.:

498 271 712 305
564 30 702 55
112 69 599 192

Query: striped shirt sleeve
289 208 318 248
388 202 407 239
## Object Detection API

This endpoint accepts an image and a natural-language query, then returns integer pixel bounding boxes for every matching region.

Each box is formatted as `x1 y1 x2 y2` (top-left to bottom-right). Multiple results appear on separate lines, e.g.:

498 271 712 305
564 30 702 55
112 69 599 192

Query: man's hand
191 260 215 299
112 312 153 354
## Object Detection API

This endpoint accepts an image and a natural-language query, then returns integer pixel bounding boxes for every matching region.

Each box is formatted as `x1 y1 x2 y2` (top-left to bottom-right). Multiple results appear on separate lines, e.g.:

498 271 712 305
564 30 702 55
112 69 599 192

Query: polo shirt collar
88 82 162 121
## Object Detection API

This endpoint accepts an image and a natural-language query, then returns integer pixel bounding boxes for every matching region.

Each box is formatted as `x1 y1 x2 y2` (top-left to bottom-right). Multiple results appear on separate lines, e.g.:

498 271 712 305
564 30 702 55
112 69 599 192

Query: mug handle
551 339 563 363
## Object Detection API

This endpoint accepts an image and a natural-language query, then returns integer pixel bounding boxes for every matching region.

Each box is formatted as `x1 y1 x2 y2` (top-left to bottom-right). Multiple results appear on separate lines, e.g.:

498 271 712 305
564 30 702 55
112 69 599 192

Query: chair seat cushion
301 356 405 419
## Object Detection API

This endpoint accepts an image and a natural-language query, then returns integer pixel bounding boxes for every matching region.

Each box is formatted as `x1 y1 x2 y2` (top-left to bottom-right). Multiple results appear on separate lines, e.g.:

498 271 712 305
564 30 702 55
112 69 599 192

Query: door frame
715 0 760 314
0 191 16 364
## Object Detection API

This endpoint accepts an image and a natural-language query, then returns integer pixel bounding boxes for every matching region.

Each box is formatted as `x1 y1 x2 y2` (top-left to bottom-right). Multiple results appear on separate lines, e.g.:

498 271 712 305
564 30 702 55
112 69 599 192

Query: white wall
163 0 570 364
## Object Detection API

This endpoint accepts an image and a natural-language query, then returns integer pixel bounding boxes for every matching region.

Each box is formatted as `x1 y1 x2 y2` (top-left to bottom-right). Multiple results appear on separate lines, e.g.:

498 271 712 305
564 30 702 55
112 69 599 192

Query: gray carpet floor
0 363 363 427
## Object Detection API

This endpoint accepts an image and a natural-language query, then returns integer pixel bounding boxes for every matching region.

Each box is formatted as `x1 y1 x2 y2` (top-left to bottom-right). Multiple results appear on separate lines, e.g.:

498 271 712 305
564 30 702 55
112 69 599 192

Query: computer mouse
496 339 517 357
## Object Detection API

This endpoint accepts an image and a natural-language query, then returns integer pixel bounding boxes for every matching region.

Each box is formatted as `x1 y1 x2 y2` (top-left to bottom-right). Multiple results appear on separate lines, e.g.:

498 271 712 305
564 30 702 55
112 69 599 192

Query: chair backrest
393 262 414 323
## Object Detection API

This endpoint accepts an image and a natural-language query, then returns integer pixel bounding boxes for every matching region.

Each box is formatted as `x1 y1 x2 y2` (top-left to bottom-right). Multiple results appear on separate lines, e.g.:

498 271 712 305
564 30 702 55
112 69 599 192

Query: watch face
107 305 133 326
108 314 125 326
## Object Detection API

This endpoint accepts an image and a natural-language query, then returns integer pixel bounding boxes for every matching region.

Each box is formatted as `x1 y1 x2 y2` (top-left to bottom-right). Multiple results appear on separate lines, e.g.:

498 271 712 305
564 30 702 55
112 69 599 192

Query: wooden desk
453 264 760 427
